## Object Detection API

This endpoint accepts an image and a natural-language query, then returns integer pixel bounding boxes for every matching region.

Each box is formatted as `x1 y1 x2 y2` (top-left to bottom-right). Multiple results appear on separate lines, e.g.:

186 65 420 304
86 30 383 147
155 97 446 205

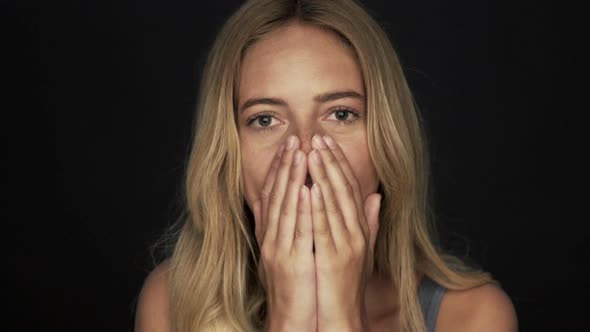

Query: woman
135 0 517 331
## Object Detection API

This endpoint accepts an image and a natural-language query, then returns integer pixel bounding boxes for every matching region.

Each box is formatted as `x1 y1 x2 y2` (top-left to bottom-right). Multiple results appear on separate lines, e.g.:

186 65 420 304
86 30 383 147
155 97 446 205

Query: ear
363 193 382 252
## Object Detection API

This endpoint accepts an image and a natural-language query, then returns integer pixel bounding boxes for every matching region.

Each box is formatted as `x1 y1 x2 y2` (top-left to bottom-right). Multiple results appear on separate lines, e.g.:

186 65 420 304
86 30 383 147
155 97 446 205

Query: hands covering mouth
252 134 382 332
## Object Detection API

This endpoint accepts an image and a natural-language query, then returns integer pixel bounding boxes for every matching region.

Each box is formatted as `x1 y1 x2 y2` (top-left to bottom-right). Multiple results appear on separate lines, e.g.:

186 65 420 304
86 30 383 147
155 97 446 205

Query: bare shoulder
135 258 172 332
436 282 518 332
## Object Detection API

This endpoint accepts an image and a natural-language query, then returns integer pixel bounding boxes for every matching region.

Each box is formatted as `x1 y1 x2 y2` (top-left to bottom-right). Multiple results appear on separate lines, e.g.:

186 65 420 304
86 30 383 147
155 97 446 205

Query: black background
17 0 588 330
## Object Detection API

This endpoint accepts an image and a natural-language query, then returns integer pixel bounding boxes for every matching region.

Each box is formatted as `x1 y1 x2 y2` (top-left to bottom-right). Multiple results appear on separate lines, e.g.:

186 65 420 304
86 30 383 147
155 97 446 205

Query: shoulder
436 282 518 332
135 258 172 332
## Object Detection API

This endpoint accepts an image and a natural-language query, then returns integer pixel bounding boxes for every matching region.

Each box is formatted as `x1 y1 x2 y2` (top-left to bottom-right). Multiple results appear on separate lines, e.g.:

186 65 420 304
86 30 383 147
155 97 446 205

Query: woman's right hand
252 135 317 332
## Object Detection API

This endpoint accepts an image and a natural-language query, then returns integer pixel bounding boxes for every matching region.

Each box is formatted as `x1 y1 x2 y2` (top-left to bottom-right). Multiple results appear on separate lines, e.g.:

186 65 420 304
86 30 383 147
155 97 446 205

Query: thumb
252 199 262 245
363 193 382 252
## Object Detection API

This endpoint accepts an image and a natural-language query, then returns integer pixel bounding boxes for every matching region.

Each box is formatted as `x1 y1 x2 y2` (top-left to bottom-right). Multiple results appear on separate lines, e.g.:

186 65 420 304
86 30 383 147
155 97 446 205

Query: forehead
238 22 364 102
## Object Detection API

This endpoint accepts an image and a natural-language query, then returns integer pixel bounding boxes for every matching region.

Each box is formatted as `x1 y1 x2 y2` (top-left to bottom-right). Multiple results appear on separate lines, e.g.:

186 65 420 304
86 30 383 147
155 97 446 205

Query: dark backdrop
24 0 588 330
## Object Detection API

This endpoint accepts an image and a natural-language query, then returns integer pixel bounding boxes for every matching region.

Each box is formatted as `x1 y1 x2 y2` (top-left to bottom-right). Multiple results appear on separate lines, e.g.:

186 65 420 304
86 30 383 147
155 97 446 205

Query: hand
252 135 317 332
307 134 382 332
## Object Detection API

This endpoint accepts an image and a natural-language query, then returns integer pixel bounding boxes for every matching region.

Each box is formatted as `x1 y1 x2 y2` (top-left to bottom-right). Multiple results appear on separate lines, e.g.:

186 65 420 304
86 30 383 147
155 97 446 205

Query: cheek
241 141 278 206
339 142 379 199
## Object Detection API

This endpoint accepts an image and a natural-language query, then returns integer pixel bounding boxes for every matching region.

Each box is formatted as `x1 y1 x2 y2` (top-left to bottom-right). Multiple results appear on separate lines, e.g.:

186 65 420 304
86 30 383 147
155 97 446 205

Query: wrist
322 320 368 332
265 315 317 332
321 309 370 332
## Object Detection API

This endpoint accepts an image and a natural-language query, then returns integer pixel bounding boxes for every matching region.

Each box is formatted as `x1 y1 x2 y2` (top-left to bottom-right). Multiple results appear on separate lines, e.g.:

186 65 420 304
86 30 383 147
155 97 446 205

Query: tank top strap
418 275 446 332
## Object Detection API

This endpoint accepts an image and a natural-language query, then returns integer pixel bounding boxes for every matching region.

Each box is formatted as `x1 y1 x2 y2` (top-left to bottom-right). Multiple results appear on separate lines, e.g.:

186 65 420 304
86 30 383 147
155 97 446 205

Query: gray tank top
418 276 446 332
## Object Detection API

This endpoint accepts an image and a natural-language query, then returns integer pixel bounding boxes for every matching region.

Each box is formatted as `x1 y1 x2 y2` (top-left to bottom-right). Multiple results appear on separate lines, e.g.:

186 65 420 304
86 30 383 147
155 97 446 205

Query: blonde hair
158 0 498 331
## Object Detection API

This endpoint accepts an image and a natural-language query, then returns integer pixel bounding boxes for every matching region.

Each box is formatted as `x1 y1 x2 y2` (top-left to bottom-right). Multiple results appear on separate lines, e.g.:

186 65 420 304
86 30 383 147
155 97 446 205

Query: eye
246 111 282 132
326 107 360 125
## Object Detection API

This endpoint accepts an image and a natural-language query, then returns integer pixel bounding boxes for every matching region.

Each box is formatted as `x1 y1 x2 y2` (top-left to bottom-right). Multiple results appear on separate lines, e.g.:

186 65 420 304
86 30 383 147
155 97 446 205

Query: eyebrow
238 90 365 113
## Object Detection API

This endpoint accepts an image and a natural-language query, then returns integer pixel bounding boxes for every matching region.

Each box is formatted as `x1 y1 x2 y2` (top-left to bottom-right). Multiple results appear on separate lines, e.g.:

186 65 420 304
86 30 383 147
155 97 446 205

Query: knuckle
339 245 353 258
351 235 366 252
318 171 329 182
294 227 307 239
268 190 281 206
335 154 346 164
260 188 272 200
315 225 331 237
260 246 274 261
324 151 336 163
280 206 291 219
325 200 339 214
280 154 291 168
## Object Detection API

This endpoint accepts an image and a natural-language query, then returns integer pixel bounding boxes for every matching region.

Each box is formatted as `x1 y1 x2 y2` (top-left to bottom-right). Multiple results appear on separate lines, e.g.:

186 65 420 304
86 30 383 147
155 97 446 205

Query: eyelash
245 107 361 132
245 111 278 132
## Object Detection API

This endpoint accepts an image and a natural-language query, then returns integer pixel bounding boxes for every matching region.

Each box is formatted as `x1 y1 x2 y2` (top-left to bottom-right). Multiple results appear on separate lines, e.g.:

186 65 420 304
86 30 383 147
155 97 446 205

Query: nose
298 133 314 155
293 128 323 156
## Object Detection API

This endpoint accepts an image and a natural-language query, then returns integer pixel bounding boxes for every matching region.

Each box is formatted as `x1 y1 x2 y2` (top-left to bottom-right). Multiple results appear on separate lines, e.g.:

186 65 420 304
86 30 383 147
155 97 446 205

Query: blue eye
246 111 281 132
255 115 273 127
327 107 360 125
335 110 349 120
245 107 361 133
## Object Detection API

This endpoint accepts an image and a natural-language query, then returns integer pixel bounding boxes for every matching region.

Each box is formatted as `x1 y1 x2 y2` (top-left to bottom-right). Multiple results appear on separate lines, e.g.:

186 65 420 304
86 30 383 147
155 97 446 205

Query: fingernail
300 185 307 199
313 182 321 197
293 150 302 166
312 149 321 164
323 135 336 149
312 134 326 149
287 135 297 150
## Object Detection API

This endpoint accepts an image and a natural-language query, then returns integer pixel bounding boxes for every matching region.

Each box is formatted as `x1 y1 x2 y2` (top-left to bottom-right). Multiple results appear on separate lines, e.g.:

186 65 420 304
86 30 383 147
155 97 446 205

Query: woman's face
237 21 379 213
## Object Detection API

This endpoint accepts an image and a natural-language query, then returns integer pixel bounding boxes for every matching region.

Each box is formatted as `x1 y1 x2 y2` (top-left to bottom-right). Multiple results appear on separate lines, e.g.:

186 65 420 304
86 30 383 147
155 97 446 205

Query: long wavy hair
154 0 497 331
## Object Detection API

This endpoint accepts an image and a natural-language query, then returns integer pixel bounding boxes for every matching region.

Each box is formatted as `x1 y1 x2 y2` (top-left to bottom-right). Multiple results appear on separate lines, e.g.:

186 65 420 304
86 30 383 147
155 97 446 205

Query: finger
277 149 308 252
311 135 361 238
260 143 285 243
292 185 313 254
266 135 300 245
318 135 368 240
364 193 382 253
308 148 347 249
310 182 336 252
322 135 365 218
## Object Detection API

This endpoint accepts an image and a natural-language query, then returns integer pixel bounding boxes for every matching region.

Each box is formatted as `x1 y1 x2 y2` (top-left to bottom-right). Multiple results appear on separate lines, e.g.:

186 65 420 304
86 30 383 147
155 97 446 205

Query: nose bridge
291 118 323 155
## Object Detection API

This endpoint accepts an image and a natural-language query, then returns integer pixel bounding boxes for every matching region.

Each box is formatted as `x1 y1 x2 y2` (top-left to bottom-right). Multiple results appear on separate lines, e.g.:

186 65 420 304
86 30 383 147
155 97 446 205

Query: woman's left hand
307 134 382 332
